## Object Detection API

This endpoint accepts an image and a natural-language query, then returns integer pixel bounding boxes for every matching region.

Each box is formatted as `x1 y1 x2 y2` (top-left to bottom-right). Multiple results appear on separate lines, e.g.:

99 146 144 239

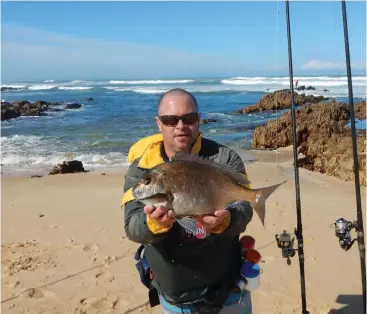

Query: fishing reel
275 230 296 265
332 218 358 251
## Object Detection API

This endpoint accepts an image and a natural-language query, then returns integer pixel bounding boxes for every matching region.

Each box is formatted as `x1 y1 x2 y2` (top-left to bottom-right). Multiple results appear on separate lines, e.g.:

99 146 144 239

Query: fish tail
247 181 287 226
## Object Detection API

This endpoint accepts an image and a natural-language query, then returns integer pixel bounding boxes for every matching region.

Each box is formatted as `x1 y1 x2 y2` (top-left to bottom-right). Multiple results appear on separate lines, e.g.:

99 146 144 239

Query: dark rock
323 89 329 92
200 119 217 124
306 86 316 90
1 87 21 92
49 160 87 175
1 105 20 120
296 85 316 91
39 214 44 218
86 98 94 101
30 175 43 178
64 103 82 110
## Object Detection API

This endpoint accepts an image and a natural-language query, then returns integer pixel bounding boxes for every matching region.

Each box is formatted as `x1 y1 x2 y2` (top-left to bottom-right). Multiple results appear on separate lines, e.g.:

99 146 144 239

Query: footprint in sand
79 296 114 310
20 287 55 299
6 280 20 289
95 270 114 284
82 244 99 253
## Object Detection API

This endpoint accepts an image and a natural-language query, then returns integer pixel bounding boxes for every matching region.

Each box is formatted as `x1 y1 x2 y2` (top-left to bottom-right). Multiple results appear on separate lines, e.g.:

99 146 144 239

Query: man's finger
202 215 220 225
144 205 155 215
150 206 168 220
214 210 229 218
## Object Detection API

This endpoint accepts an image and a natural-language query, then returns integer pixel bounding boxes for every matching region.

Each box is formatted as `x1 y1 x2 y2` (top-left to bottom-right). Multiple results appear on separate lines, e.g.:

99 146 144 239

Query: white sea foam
1 84 27 89
1 135 128 169
221 76 366 98
104 86 166 94
58 86 93 90
44 80 54 83
108 79 194 84
27 84 58 90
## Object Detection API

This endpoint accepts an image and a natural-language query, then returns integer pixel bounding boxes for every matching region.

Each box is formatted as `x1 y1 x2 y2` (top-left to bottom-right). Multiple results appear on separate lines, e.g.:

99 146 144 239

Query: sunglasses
158 112 199 127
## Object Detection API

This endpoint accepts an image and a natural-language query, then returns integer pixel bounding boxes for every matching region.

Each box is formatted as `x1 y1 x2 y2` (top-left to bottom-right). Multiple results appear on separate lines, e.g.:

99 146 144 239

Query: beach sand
1 150 366 314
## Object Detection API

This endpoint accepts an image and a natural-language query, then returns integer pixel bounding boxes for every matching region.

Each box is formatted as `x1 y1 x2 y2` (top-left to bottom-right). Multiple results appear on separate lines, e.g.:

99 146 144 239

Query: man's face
155 93 200 153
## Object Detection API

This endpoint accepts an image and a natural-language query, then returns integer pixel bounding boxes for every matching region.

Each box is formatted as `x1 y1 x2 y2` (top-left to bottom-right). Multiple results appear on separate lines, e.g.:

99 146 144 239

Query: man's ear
155 116 162 132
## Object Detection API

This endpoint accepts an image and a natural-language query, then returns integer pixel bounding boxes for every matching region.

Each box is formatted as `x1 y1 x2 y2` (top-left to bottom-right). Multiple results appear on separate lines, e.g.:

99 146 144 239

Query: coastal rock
86 98 94 101
200 119 217 124
48 160 86 175
0 100 81 120
252 99 366 185
298 134 366 186
1 104 21 120
239 90 326 114
355 100 366 120
252 100 350 148
64 103 82 110
296 85 316 91
1 87 22 92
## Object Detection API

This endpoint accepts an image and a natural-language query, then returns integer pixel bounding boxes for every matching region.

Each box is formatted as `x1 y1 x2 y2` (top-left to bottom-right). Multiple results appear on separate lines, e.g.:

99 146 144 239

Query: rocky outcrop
251 100 366 185
355 100 366 120
1 100 49 120
49 160 87 175
1 100 82 121
298 134 366 186
252 100 350 148
238 90 327 114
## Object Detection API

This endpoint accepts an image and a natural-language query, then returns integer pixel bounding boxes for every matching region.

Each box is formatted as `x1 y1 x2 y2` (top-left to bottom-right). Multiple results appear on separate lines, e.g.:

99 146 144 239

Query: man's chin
174 137 192 151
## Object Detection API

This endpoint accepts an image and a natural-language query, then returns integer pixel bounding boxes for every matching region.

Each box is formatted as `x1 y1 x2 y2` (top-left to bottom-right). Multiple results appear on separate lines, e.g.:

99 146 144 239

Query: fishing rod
331 1 366 312
275 1 309 313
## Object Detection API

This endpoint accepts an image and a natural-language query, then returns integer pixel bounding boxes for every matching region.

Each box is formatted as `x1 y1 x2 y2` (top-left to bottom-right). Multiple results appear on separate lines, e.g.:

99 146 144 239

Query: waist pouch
134 244 160 307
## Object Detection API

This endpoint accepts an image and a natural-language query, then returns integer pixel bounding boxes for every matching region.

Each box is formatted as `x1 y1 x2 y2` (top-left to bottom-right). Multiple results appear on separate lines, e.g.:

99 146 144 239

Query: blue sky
1 1 366 82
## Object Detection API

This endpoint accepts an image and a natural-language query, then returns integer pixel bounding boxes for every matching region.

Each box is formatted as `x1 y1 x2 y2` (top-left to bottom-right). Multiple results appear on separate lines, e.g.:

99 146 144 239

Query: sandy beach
1 150 366 314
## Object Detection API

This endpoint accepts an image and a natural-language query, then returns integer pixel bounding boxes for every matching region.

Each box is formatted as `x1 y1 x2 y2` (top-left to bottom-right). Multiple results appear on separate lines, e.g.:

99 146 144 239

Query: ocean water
1 76 366 175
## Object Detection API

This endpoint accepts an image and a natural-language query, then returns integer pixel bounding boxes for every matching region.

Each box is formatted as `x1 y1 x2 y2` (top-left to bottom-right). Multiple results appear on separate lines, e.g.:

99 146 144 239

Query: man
121 88 254 313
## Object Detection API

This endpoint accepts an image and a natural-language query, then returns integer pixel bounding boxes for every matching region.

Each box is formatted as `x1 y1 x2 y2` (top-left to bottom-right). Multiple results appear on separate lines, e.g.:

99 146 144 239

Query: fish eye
144 177 151 185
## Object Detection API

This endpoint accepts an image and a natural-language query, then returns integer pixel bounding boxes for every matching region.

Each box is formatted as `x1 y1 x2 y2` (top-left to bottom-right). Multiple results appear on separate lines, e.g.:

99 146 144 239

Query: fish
132 152 286 236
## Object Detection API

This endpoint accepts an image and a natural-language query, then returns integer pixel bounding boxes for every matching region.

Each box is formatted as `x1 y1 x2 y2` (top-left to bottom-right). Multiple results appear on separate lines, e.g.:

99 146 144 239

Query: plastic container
244 249 262 264
240 261 261 291
240 235 255 253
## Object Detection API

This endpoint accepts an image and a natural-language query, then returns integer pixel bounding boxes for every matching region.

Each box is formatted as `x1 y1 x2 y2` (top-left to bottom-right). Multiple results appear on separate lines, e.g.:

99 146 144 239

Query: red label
194 222 208 239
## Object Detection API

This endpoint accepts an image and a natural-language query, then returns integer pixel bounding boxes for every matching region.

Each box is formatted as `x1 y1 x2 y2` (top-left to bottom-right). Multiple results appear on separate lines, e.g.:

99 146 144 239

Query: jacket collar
137 133 203 169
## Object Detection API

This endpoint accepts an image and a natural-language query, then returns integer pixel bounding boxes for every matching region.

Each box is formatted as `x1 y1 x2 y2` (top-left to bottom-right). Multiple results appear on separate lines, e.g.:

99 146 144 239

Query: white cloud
300 59 366 71
1 24 248 81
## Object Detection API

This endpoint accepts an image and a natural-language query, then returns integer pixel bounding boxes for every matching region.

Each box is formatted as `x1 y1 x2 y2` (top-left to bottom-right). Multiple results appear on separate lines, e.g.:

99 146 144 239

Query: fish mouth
137 192 168 201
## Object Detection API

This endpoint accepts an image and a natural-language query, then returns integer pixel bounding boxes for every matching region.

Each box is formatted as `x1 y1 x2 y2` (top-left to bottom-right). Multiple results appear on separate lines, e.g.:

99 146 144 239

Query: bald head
157 88 198 115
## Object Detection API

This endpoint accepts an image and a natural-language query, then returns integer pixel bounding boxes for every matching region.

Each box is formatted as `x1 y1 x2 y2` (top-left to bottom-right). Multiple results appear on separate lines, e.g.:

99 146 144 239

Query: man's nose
176 119 185 129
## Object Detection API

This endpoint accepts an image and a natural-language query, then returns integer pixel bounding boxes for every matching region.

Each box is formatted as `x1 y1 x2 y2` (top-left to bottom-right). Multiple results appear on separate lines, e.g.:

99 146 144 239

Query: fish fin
175 217 210 239
250 181 287 226
170 152 251 187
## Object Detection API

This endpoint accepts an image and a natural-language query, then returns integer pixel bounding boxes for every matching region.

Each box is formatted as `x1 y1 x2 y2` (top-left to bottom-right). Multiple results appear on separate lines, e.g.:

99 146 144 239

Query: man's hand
144 205 176 227
196 210 230 233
